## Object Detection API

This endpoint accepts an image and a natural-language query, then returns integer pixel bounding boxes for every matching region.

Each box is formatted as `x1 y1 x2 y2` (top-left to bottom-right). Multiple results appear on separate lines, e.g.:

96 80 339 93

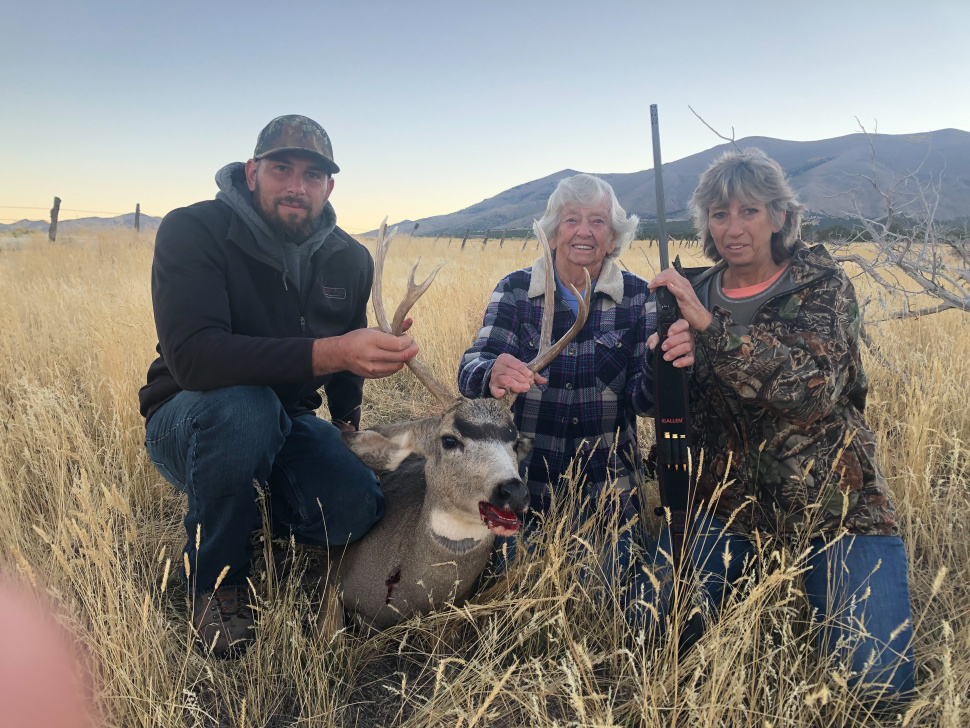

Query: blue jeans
630 511 915 707
145 385 383 593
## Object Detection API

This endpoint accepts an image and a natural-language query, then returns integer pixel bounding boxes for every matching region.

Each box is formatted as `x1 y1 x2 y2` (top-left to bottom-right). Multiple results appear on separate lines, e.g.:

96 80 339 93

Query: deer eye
441 435 459 450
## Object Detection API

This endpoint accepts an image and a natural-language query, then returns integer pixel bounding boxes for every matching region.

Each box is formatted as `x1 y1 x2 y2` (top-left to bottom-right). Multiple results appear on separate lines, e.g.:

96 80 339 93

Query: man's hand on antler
488 353 548 398
312 324 418 379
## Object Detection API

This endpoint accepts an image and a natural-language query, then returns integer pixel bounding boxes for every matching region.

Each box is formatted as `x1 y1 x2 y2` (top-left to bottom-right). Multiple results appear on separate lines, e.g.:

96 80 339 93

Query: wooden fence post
521 231 532 251
411 222 419 237
499 229 506 248
49 196 61 242
460 228 470 251
135 203 141 232
481 229 491 248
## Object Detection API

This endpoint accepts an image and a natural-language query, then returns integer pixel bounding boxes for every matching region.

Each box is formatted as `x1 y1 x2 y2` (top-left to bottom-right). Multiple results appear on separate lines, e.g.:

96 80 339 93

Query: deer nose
493 478 529 513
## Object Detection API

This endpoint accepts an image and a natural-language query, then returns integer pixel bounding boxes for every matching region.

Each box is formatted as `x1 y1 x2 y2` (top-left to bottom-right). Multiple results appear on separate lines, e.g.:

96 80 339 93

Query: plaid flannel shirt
458 257 657 513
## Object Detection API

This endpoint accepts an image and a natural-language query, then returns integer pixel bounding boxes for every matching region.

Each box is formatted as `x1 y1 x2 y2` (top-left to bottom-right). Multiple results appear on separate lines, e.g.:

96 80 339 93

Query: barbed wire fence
0 199 152 242
3 200 707 250
0 200 385 241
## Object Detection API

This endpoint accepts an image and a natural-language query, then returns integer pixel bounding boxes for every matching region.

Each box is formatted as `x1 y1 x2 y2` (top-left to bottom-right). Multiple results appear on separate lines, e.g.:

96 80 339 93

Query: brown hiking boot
192 585 255 658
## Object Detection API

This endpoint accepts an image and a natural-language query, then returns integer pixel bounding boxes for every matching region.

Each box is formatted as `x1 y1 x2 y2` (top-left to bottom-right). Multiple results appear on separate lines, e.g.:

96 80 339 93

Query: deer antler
506 221 591 407
373 218 454 405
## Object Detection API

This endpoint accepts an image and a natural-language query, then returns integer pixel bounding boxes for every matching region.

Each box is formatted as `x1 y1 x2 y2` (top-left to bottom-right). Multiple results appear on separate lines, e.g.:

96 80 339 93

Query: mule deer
329 220 590 630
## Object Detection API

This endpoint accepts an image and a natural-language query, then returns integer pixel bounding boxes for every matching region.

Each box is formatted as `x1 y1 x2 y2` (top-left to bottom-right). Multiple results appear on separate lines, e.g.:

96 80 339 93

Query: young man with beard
139 115 417 657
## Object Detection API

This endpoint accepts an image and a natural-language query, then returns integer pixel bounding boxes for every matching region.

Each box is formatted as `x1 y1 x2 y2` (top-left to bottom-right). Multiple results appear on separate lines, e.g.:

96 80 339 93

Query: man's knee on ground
296 471 383 546
337 482 384 545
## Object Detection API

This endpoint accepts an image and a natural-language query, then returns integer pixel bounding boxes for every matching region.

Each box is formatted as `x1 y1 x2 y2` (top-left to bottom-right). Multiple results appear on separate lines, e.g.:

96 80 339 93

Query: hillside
0 211 162 233
391 128 970 234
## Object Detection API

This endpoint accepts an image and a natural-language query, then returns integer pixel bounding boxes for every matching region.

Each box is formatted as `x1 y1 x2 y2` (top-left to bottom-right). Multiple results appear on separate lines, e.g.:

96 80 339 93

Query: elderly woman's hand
648 269 714 333
488 353 548 398
648 318 695 368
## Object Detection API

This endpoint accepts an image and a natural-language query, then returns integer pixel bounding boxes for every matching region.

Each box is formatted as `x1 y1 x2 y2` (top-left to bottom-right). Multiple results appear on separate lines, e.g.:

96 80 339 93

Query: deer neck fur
427 507 493 554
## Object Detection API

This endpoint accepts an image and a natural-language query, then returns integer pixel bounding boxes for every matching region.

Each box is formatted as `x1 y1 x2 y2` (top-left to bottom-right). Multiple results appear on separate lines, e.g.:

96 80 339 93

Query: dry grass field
0 228 967 727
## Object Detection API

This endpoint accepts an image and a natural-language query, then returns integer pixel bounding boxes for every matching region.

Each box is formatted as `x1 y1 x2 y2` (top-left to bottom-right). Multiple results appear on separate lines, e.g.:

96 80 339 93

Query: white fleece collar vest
527 255 624 305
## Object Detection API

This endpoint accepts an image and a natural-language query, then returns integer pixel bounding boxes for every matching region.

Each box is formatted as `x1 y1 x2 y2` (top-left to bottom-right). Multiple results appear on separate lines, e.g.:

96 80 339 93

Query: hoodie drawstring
279 244 289 291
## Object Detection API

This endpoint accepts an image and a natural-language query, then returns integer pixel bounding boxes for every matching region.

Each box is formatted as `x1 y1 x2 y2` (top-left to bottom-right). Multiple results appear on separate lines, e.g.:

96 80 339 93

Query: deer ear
342 430 416 472
342 420 434 472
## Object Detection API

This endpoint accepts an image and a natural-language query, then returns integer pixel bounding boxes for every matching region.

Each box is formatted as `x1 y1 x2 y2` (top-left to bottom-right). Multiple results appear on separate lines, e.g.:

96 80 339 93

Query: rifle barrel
650 104 670 271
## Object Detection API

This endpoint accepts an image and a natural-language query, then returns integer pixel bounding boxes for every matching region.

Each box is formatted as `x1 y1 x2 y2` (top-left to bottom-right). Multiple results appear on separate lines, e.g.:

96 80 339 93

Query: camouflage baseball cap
253 114 339 174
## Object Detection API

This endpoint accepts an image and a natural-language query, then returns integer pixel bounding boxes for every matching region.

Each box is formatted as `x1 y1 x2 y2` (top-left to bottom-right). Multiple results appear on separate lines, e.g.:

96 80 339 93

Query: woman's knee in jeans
849 641 915 706
489 535 518 577
805 535 915 705
824 632 915 711
625 513 752 637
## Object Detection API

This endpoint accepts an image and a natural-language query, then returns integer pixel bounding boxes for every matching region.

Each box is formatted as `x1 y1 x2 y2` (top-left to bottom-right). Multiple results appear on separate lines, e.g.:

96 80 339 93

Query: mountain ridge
387 128 970 235
0 212 163 233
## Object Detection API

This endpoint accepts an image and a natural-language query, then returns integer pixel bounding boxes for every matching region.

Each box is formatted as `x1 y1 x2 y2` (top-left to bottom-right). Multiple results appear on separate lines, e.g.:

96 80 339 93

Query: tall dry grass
0 228 967 727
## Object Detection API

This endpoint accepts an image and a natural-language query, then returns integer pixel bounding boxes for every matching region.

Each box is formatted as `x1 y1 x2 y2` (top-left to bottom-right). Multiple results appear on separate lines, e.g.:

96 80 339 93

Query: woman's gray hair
537 173 638 261
689 148 805 264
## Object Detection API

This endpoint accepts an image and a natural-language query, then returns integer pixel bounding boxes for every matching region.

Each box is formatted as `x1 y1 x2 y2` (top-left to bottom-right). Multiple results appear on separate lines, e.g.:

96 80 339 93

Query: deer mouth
478 502 520 537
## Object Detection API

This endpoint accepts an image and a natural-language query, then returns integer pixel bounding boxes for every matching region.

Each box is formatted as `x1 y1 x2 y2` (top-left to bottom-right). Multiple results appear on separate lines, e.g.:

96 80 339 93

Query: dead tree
826 122 969 323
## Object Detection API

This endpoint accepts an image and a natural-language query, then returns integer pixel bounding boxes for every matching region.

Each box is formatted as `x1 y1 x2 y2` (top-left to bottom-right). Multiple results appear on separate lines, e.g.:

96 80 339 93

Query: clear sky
2 0 968 233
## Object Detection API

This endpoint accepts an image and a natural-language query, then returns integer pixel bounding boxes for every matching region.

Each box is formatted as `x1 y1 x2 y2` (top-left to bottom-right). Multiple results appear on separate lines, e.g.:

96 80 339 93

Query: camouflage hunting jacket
687 242 899 537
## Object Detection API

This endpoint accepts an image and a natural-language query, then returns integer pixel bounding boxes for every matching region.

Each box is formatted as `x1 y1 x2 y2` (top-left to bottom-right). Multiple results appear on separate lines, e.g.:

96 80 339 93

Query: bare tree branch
821 123 969 325
688 106 743 153
871 303 958 323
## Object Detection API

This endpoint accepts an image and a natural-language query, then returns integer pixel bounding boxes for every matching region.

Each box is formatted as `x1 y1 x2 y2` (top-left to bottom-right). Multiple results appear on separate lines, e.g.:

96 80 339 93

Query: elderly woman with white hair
646 148 914 707
458 173 693 570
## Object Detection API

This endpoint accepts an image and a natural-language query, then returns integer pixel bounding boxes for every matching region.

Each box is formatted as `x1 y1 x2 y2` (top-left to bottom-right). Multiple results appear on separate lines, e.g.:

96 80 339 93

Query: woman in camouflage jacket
645 148 914 707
